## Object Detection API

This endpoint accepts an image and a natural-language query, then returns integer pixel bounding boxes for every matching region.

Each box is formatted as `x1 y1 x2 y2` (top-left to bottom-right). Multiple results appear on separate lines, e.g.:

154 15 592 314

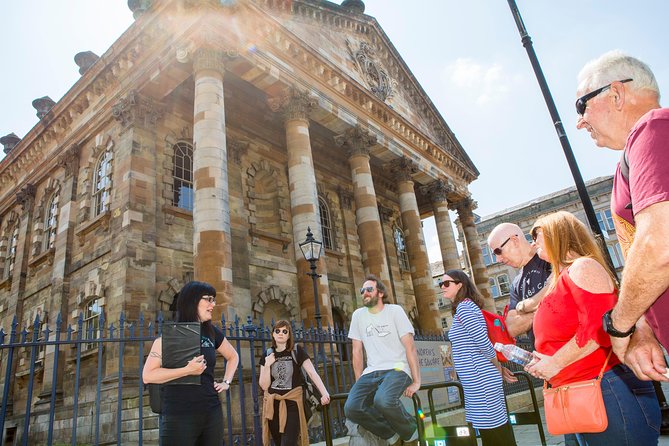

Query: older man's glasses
575 78 632 116
274 328 289 335
360 286 375 295
492 237 512 256
201 296 216 304
438 280 460 288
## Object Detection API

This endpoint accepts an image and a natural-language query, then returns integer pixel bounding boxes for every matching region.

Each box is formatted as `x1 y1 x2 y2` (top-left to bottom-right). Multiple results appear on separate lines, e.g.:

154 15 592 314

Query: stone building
475 176 624 313
0 0 494 442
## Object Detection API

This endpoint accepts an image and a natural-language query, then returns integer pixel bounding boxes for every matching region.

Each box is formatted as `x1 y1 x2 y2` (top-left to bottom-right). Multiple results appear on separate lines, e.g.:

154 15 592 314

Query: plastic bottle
494 343 533 366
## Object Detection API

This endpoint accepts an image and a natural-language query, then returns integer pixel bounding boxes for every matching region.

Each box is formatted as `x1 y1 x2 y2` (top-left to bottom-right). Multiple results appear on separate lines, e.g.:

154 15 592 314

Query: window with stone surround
92 151 112 217
82 298 102 351
393 226 410 271
4 225 19 280
489 277 500 298
172 142 194 211
318 197 334 250
441 317 449 330
497 274 510 295
43 193 59 252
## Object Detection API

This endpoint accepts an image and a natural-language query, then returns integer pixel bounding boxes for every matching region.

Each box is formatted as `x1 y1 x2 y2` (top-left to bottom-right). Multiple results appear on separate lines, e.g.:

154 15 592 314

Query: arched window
43 194 59 252
394 226 410 271
172 142 194 211
4 226 19 280
318 197 334 250
93 151 112 216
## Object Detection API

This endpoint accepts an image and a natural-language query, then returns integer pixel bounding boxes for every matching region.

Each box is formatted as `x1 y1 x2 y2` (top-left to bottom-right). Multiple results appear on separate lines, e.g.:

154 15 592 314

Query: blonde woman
527 211 659 445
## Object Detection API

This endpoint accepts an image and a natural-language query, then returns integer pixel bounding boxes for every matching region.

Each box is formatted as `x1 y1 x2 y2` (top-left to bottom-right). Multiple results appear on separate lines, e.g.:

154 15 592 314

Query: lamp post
299 227 323 333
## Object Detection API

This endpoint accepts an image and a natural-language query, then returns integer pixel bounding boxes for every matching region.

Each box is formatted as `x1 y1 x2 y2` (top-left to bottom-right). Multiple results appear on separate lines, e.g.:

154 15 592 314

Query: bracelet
222 378 232 385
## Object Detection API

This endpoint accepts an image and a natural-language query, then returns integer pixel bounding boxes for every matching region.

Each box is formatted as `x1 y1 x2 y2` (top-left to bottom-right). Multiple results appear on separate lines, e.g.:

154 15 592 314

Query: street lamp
299 227 323 332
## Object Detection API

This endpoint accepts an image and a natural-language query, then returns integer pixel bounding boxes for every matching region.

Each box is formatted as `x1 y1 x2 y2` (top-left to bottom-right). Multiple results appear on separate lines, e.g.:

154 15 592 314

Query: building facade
475 176 624 312
0 0 494 442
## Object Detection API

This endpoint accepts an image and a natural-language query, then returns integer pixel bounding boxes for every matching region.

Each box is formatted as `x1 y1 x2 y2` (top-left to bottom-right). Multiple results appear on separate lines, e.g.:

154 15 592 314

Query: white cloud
442 58 512 106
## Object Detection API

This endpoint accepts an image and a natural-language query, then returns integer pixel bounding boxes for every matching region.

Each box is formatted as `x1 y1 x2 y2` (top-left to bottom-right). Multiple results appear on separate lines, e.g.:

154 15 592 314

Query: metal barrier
507 371 546 446
414 382 476 446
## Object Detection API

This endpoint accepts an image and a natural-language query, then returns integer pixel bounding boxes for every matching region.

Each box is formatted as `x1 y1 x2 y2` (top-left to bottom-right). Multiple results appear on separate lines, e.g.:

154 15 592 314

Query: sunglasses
438 280 460 288
274 328 289 335
360 286 375 295
200 296 216 304
492 237 513 256
575 78 632 116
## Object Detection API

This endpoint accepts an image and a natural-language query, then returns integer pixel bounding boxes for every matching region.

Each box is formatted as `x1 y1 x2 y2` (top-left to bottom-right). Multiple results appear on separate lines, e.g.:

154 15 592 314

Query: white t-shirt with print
348 304 415 377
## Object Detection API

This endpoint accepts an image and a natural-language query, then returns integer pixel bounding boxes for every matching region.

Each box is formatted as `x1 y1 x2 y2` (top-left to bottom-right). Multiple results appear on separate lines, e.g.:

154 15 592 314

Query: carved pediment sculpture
346 39 396 103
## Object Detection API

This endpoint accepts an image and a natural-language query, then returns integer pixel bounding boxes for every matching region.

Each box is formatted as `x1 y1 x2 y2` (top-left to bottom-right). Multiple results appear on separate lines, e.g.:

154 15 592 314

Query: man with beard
344 275 421 446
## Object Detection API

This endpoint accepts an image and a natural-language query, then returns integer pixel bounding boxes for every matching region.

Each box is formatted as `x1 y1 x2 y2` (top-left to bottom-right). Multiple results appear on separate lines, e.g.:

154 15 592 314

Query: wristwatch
222 378 232 385
602 310 636 338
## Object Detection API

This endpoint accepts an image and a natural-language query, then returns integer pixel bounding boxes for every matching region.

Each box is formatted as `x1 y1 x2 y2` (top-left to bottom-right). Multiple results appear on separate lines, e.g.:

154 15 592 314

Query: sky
2 1 668 263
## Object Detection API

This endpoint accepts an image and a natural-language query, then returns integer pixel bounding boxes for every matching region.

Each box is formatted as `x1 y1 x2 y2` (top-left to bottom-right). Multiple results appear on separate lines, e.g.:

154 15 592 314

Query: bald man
488 223 551 346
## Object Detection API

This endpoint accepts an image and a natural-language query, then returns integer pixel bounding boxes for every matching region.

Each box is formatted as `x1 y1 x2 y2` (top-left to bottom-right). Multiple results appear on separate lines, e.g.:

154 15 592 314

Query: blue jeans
344 369 416 441
575 364 660 446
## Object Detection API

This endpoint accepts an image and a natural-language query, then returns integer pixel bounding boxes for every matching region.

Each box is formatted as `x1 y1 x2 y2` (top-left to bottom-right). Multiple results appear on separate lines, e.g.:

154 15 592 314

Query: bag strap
619 150 630 181
596 351 613 380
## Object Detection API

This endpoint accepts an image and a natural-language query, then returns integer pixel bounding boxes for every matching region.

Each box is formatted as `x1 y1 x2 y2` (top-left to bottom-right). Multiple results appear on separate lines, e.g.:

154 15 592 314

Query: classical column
191 48 233 317
334 125 393 302
268 87 333 328
390 158 440 331
451 197 495 312
421 180 460 272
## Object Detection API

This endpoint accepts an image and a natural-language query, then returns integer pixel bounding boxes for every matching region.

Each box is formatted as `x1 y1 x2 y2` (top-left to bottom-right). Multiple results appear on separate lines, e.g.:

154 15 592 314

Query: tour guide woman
527 211 659 445
143 281 240 446
259 319 330 446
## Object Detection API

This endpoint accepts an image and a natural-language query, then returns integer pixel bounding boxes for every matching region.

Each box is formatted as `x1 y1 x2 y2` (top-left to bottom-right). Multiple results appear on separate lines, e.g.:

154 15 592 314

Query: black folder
161 322 202 385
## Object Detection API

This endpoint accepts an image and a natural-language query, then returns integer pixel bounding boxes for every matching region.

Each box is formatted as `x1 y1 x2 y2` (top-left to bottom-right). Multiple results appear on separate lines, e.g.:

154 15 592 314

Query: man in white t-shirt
344 275 421 446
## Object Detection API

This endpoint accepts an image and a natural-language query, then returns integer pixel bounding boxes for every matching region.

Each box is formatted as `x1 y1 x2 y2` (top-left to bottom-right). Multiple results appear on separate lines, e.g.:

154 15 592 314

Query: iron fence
0 313 540 445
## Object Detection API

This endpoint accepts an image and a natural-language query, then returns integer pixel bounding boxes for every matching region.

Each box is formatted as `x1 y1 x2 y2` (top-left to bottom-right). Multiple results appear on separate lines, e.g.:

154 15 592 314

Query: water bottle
494 343 533 366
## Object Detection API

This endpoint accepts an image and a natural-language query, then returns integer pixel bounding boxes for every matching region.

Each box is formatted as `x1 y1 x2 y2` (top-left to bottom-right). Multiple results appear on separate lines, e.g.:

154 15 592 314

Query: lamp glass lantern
299 227 323 262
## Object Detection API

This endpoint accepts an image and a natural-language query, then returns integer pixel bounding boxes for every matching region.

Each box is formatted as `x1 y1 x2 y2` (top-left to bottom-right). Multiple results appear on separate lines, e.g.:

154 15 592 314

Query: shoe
401 441 420 446
388 434 402 446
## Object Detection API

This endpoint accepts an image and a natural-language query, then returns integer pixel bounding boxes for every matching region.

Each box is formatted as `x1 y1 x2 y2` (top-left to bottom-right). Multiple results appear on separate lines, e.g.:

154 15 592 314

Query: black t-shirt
259 345 309 395
509 254 551 345
162 325 226 414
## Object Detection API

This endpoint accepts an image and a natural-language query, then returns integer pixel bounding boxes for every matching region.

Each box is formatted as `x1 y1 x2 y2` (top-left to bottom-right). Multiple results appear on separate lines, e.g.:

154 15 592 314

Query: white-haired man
577 50 669 433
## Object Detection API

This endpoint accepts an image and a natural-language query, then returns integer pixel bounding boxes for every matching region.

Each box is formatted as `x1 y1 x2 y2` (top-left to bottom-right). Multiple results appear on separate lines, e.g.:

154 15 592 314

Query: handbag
543 352 611 435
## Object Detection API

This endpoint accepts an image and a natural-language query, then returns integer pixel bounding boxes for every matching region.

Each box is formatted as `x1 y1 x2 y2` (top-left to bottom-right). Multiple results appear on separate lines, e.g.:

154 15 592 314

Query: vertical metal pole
505 0 616 271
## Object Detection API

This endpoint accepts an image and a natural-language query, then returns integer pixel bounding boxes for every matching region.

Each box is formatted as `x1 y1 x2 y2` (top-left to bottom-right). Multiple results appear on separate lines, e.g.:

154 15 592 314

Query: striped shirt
450 299 508 429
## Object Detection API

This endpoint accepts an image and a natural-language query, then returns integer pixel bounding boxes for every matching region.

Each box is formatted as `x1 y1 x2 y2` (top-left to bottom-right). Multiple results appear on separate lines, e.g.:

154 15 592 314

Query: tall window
489 277 500 298
394 226 410 271
603 209 615 231
83 298 102 351
93 151 112 216
441 317 449 330
172 142 194 211
4 226 19 280
318 197 334 250
43 194 59 252
608 243 625 269
497 274 511 295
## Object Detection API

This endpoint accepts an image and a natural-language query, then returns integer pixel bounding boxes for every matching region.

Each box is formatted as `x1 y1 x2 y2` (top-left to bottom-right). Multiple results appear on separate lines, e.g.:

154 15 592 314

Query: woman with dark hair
527 211 659 444
441 269 516 445
143 281 240 446
259 320 330 446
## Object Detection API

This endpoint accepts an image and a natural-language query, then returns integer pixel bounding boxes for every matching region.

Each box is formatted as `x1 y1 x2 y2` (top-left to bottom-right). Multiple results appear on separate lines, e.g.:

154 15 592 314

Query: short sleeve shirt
348 304 414 377
611 108 669 349
259 345 309 395
509 254 551 345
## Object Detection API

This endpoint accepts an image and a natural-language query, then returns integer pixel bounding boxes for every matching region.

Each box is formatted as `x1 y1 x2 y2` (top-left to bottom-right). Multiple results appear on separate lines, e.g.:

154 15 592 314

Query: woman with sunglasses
259 320 330 446
441 270 517 445
527 211 659 445
143 281 240 446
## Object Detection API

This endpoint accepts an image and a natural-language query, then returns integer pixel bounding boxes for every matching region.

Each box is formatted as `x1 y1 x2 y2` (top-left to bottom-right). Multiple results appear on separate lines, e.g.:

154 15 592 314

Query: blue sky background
2 1 667 263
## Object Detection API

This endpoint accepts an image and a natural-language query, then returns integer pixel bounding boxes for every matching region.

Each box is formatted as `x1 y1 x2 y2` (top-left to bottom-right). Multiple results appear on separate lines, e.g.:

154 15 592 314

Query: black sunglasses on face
575 78 632 116
492 237 513 256
360 286 375 295
274 328 289 335
438 280 460 288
